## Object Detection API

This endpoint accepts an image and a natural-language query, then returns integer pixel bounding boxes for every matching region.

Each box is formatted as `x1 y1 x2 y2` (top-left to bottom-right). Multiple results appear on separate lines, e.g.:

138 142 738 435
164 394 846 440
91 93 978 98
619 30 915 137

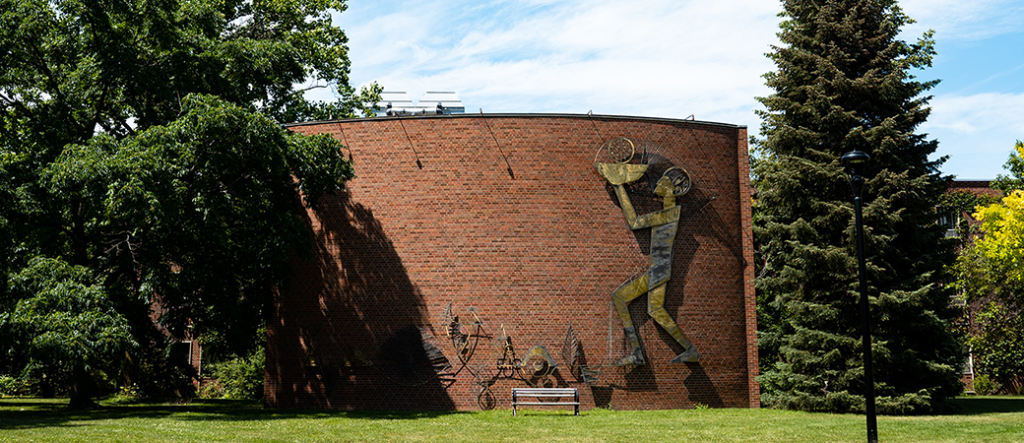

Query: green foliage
969 299 1024 391
0 0 367 405
973 374 1001 396
972 302 1024 390
41 94 355 348
938 191 1000 216
952 245 1024 394
991 141 1024 195
937 190 999 241
952 246 1006 305
0 375 28 396
280 82 384 123
206 351 265 400
0 258 137 407
974 191 1024 284
196 379 223 399
950 143 1024 395
753 0 963 414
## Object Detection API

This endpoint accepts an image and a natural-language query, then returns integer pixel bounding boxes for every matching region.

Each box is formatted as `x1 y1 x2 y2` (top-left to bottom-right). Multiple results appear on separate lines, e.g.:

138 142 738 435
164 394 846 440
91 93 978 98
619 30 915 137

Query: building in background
375 91 465 116
941 180 1001 394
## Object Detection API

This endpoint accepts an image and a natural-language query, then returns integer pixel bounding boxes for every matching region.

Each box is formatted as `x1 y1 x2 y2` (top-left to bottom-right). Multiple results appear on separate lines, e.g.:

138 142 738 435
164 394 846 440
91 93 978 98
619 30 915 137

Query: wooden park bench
511 387 580 416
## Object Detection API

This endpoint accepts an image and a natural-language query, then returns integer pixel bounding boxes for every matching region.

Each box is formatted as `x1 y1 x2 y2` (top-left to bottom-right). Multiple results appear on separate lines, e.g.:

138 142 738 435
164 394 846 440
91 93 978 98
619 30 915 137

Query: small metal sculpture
376 326 457 387
437 305 594 409
521 346 558 387
488 324 557 387
562 325 598 385
595 137 700 366
561 325 582 380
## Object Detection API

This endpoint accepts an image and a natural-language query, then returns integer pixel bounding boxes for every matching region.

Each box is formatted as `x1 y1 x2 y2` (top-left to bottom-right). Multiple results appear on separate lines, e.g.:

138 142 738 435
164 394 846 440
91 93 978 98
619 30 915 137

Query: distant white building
375 91 465 116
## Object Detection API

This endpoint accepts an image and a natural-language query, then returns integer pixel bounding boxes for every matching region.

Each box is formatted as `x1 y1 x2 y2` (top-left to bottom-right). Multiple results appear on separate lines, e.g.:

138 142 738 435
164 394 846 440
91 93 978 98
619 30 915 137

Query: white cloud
927 93 1024 136
901 0 1024 41
925 93 1024 178
320 0 1024 179
330 0 780 127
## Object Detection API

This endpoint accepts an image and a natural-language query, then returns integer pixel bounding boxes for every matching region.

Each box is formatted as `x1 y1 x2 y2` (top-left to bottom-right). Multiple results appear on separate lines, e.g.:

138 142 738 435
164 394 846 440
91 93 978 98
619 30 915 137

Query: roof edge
284 112 746 130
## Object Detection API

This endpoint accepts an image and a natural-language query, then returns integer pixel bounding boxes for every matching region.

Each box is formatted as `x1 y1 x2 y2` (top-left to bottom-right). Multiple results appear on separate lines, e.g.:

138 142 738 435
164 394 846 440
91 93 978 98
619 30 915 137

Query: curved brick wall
268 114 757 410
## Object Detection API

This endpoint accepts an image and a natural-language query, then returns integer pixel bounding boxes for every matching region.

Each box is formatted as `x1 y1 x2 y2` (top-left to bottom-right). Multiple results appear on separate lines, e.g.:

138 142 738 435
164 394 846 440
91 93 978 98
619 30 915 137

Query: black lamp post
840 149 877 443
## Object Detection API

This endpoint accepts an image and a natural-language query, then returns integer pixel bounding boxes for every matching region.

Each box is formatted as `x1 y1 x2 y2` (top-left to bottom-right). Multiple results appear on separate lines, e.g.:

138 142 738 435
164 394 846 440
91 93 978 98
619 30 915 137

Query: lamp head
840 150 870 197
840 150 870 174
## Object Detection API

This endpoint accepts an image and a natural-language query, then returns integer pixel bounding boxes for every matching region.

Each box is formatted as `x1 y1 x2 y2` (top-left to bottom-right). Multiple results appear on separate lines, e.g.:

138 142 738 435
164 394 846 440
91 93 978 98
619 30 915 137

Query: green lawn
1 397 1022 442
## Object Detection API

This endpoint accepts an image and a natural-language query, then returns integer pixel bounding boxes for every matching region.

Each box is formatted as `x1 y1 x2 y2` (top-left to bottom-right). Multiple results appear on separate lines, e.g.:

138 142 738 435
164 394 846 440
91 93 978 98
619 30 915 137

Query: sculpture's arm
597 163 679 229
613 185 679 230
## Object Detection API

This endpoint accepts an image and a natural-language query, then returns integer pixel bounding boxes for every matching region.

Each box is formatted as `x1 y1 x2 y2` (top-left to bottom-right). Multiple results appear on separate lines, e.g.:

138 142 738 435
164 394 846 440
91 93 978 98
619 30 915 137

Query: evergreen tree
753 0 964 414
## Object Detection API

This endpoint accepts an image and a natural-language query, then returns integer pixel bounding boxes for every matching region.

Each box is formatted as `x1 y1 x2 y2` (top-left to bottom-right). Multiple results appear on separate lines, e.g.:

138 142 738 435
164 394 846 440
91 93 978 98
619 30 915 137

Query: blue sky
314 0 1024 180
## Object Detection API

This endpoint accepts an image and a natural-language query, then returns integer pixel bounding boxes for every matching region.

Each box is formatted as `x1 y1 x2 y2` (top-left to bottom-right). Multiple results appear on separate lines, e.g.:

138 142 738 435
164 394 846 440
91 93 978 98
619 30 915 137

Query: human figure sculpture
595 159 700 366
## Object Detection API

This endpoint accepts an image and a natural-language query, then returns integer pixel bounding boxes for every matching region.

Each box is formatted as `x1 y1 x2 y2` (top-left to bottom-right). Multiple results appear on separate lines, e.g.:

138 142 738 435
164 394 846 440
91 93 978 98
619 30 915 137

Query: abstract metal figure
440 306 576 409
595 138 700 366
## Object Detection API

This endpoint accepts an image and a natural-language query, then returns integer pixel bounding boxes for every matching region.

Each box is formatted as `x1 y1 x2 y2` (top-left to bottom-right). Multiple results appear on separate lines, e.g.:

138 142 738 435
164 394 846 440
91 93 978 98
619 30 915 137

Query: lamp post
840 150 877 443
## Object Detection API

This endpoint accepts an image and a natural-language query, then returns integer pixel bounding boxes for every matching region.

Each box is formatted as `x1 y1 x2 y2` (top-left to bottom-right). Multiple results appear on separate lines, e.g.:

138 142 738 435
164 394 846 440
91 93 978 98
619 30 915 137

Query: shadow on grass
0 398 468 430
948 396 1024 415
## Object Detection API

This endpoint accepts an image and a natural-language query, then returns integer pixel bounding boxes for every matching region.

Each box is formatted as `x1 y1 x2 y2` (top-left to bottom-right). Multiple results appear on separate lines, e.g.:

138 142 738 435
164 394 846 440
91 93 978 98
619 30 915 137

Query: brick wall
266 114 758 410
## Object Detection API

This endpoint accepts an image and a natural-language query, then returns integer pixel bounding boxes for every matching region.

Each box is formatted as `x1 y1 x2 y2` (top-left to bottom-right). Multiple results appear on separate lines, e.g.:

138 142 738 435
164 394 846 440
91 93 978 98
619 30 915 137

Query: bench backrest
513 388 577 395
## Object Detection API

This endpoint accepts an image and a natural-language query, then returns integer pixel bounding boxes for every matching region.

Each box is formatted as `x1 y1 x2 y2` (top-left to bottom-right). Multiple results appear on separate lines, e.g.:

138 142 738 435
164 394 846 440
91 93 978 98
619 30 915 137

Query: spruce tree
753 0 964 414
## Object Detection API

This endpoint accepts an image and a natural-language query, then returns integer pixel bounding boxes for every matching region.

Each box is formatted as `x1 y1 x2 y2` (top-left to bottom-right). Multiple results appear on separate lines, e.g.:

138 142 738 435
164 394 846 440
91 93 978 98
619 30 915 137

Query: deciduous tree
938 142 1024 395
1 258 136 408
0 0 377 404
991 141 1024 195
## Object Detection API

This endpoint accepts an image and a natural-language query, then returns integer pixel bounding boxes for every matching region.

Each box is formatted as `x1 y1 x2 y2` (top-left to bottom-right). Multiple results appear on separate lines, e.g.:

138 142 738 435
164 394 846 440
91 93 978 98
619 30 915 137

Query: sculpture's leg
647 283 700 363
612 275 648 366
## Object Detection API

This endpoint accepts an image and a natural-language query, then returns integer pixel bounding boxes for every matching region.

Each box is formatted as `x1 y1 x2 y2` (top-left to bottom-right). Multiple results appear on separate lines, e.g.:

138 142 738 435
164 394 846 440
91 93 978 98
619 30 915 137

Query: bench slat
512 387 580 416
513 388 576 392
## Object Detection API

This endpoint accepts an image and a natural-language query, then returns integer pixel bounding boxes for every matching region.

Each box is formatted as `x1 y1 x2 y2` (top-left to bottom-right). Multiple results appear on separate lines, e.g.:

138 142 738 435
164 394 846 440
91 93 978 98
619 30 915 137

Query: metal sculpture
521 346 558 387
438 304 594 409
561 325 582 380
562 325 598 385
595 137 700 366
376 325 457 386
309 305 589 409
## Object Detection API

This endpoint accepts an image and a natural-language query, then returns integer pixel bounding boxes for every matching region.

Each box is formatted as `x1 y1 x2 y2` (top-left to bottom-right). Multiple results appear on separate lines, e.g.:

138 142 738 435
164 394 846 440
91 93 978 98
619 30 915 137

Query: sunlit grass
0 396 1022 442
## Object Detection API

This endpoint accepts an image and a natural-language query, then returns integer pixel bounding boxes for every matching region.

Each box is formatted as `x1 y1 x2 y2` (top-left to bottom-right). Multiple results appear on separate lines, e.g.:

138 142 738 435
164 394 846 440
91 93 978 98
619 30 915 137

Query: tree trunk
68 364 96 409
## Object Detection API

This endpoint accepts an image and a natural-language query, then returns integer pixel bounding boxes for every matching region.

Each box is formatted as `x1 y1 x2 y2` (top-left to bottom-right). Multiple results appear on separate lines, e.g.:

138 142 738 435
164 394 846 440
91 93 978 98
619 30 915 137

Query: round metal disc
603 137 635 164
664 167 692 196
523 355 550 377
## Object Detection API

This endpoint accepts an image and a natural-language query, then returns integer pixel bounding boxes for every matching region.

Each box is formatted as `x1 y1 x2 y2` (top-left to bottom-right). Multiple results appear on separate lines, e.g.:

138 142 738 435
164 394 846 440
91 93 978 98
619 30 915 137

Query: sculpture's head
654 175 675 198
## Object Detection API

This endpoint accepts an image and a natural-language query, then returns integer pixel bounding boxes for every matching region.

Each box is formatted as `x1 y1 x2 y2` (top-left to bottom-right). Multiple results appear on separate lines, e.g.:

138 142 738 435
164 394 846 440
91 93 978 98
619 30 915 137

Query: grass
1 396 1023 442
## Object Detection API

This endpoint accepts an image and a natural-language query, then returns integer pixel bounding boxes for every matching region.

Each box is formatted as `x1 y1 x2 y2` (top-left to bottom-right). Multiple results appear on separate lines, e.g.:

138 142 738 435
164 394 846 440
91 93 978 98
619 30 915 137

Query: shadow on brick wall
684 363 725 407
268 189 455 410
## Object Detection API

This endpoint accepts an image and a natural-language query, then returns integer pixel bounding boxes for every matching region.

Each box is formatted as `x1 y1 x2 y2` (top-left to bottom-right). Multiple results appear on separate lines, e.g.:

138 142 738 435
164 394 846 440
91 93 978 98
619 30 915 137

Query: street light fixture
840 149 878 443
